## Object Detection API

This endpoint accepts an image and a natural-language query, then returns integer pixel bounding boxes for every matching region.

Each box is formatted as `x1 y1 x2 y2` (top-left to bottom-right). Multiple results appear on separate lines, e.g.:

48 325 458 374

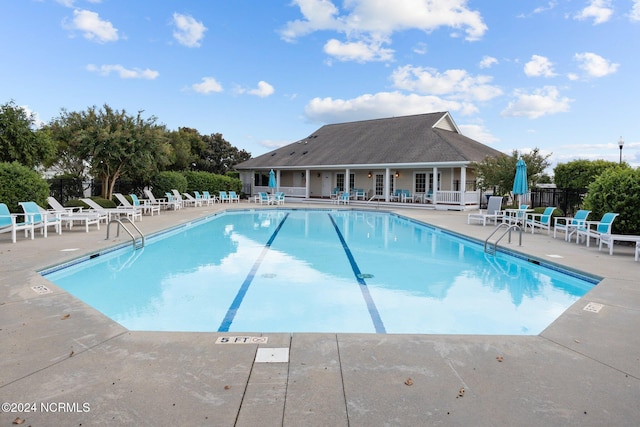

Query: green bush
150 171 188 197
0 161 50 212
77 197 116 209
584 168 640 235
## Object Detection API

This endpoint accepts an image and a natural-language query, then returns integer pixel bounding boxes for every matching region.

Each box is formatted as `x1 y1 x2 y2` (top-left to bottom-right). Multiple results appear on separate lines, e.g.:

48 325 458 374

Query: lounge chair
81 198 142 222
182 192 203 207
164 192 184 209
114 193 145 220
194 191 213 206
553 209 590 241
228 191 240 203
171 190 193 207
0 202 34 243
597 233 640 256
19 201 62 238
130 194 160 216
468 196 504 226
525 207 556 234
219 191 230 203
576 212 619 247
143 189 176 210
47 196 104 232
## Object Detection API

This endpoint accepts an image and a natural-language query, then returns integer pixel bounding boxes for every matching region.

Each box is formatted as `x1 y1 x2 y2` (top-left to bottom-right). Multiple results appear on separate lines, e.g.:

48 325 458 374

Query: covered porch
241 165 483 211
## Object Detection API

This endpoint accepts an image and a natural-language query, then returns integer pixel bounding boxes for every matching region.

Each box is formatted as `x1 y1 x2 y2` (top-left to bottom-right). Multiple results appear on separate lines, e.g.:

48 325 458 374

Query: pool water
43 209 596 335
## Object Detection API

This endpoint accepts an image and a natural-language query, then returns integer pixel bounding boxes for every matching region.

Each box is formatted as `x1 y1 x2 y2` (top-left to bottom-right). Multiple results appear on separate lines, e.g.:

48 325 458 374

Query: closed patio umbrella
512 158 528 206
268 169 277 193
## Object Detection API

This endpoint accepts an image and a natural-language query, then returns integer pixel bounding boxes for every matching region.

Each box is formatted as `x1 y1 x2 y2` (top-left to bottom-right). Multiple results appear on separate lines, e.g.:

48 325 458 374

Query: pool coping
1 202 639 426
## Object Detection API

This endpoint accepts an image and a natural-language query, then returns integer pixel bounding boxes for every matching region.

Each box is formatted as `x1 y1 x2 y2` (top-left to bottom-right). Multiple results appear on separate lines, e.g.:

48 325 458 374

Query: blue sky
2 0 639 171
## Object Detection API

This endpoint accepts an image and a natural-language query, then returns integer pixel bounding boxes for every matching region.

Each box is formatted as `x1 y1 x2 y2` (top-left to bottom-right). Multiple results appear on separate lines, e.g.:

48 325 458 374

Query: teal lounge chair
19 201 62 238
553 209 590 241
228 191 240 203
274 192 285 205
130 194 160 216
525 207 556 234
219 191 229 203
0 203 34 243
576 212 619 247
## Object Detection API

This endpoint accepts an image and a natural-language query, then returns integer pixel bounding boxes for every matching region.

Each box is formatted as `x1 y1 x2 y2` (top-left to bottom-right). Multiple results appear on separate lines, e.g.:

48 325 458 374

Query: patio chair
202 191 218 204
467 196 504 226
114 193 145 219
258 192 274 205
228 191 240 203
19 201 62 238
47 196 104 232
130 194 161 216
575 212 619 247
354 189 366 200
337 191 350 205
218 191 230 203
274 192 285 205
525 207 556 234
164 193 184 210
182 192 203 207
553 209 590 241
194 191 213 206
144 189 178 210
171 190 193 207
81 198 142 223
0 202 34 243
330 187 340 200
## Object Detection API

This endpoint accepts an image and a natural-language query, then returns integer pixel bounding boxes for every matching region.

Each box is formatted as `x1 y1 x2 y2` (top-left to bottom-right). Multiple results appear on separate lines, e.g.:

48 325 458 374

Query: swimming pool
43 209 596 335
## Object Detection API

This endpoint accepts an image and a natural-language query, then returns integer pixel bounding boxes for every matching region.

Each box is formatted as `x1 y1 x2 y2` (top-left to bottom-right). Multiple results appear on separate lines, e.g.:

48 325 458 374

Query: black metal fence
47 178 144 204
529 187 588 216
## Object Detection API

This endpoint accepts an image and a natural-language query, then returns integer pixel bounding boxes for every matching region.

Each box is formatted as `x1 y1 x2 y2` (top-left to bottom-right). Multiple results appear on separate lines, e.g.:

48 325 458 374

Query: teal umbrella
512 159 528 205
268 169 276 193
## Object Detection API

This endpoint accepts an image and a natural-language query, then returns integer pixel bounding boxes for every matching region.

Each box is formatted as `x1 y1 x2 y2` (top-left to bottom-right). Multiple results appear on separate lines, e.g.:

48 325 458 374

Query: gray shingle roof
236 112 504 169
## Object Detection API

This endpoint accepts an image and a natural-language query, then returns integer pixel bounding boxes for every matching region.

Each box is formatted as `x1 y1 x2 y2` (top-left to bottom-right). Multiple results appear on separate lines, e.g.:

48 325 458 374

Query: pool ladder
106 218 145 250
484 223 522 255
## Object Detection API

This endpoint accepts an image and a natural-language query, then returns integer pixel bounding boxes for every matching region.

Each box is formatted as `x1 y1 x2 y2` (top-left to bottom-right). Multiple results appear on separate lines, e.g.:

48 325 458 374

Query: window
415 173 426 193
336 173 355 191
429 173 441 191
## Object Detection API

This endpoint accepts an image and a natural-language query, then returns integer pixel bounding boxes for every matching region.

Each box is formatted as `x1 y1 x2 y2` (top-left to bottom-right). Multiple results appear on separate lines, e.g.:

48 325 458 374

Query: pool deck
1 201 639 426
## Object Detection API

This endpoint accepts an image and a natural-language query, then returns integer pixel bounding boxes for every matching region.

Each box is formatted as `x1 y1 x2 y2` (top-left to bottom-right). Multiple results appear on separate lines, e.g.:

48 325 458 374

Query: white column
432 167 438 205
276 170 281 192
385 167 390 202
460 166 467 207
305 169 310 198
345 168 350 192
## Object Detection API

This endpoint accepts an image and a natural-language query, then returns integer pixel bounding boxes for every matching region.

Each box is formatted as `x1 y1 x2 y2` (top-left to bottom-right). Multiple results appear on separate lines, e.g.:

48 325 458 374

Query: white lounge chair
143 189 177 210
171 190 193 207
576 212 619 247
553 209 590 241
47 196 104 232
525 207 556 234
0 202 34 243
81 198 142 223
19 201 62 238
182 192 202 207
468 196 504 226
130 194 160 216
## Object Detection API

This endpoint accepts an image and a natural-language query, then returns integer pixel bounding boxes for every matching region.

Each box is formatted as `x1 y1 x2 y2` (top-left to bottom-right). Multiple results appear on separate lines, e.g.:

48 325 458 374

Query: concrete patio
1 201 639 426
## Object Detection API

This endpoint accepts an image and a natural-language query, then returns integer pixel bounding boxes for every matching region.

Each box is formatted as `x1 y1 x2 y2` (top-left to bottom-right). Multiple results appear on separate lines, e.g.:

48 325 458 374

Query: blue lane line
328 214 386 333
218 213 290 332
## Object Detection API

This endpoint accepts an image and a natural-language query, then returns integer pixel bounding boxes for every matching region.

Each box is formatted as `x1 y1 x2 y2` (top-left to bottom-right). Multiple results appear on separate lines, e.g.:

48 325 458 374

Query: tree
48 105 171 200
472 148 552 196
0 100 56 168
553 159 626 188
193 132 251 174
166 127 200 171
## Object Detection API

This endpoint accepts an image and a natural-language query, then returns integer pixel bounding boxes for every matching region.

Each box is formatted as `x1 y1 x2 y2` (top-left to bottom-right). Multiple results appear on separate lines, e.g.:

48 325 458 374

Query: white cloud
248 81 275 98
304 91 475 124
524 55 556 77
192 77 223 94
390 65 503 102
323 38 394 62
574 52 619 77
574 0 613 24
479 56 498 69
631 0 640 21
501 86 572 119
86 64 158 79
172 13 206 47
63 9 119 43
281 0 487 62
458 122 499 144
